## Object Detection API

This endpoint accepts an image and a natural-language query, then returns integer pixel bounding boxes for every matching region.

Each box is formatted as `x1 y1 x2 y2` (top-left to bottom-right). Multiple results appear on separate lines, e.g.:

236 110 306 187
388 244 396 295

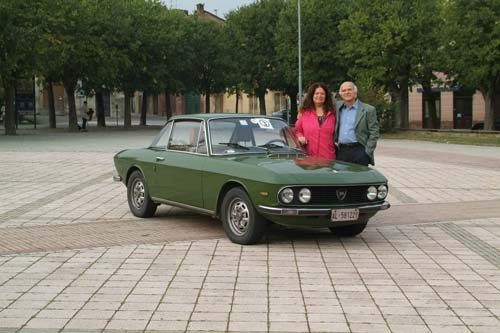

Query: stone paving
0 127 500 332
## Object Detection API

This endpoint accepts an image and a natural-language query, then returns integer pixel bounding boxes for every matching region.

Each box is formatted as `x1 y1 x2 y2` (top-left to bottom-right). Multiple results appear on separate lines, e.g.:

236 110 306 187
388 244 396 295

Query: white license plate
331 208 359 222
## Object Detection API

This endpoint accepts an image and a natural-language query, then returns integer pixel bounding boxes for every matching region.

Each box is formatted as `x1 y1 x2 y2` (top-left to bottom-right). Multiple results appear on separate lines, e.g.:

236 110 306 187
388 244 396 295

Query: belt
338 142 360 148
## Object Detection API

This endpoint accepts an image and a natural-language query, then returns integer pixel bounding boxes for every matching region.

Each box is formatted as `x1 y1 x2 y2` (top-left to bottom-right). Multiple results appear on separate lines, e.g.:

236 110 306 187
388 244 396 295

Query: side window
168 120 202 152
196 124 207 154
150 122 173 148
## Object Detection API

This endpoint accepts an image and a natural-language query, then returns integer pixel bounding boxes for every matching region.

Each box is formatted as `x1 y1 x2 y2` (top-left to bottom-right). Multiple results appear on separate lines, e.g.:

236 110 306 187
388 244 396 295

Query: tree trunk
287 86 298 125
3 82 16 135
235 90 239 113
481 77 498 131
124 91 132 127
47 80 56 128
205 90 210 113
140 91 147 126
422 82 438 129
96 91 105 127
388 82 409 129
64 81 79 132
164 89 172 119
399 81 409 129
153 93 158 115
257 87 266 115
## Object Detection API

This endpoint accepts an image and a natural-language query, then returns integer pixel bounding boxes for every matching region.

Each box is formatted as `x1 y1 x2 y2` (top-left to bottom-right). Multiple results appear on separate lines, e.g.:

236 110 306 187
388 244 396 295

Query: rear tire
127 170 157 218
221 187 265 245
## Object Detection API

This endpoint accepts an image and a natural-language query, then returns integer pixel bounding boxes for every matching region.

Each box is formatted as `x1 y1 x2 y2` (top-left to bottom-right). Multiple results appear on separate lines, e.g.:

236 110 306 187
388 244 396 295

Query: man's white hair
339 81 358 94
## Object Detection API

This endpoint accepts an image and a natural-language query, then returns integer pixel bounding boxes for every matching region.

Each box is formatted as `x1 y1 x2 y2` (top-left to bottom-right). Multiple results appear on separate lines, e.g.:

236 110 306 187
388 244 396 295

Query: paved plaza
0 126 500 332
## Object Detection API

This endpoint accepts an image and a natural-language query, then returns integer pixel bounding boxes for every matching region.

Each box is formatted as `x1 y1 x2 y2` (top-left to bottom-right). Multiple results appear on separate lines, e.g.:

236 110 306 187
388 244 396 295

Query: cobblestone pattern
377 157 500 205
0 219 499 332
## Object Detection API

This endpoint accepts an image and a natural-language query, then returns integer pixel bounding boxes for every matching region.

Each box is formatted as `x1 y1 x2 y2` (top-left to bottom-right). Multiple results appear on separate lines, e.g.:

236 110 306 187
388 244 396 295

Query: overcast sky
165 0 256 18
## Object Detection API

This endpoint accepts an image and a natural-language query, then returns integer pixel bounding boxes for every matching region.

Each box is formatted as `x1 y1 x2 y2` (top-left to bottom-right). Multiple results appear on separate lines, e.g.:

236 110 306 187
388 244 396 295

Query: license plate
331 208 359 222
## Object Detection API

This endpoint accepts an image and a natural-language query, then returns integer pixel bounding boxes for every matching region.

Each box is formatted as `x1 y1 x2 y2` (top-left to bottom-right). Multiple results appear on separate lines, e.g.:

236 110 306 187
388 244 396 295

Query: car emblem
336 189 347 201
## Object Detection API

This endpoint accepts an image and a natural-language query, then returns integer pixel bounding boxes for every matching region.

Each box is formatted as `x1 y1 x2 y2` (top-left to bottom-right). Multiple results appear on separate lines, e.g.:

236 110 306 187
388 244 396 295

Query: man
80 101 88 131
335 81 379 166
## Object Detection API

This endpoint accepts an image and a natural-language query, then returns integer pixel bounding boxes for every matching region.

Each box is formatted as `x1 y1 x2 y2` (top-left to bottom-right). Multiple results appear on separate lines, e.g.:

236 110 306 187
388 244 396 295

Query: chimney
196 3 204 14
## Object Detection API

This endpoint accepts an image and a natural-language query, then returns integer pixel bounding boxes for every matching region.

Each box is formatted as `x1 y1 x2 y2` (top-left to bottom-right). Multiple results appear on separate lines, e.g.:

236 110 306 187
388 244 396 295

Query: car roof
169 113 275 121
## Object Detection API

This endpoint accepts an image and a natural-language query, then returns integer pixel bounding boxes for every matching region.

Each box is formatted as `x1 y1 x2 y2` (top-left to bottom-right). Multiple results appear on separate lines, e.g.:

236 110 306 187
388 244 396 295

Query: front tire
127 170 157 218
221 187 265 245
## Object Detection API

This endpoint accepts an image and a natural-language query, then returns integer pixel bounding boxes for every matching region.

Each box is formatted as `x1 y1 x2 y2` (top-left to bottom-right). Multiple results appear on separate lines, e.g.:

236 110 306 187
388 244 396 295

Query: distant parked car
271 109 290 121
113 113 390 245
471 118 500 130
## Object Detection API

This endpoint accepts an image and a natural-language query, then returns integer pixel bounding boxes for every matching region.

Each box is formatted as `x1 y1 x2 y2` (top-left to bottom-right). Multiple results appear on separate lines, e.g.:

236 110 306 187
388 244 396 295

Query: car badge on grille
336 189 347 201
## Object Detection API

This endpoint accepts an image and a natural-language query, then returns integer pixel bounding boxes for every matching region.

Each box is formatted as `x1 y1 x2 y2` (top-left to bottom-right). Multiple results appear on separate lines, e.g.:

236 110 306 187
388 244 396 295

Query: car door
151 119 206 208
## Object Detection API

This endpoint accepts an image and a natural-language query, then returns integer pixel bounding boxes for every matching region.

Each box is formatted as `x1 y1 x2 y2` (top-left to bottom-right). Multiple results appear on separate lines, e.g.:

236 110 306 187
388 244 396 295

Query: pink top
295 109 336 160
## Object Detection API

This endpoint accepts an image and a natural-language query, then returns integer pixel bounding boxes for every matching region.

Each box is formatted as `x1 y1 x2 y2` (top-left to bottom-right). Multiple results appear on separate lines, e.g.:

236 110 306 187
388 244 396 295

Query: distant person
80 101 88 131
295 82 336 159
335 81 379 166
87 108 94 121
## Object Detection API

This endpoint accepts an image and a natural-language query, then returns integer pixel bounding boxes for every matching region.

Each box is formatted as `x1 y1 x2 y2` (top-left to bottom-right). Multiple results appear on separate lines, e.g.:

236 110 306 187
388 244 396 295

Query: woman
295 82 336 159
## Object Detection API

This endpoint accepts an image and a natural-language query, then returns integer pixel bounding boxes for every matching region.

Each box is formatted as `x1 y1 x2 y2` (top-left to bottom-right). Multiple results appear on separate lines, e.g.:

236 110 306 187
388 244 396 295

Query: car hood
219 154 387 185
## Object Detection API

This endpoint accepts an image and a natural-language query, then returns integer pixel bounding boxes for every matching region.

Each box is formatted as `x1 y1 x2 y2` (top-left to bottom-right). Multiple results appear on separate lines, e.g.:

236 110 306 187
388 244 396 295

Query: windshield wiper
258 143 284 150
218 142 250 150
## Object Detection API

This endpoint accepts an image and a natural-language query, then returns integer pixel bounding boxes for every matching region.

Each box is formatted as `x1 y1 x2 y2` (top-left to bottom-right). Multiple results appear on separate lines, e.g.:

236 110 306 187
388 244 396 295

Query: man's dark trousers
336 143 370 166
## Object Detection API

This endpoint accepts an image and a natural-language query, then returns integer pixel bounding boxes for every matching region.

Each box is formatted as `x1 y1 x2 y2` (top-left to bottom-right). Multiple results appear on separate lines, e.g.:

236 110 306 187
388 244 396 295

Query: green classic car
113 113 390 244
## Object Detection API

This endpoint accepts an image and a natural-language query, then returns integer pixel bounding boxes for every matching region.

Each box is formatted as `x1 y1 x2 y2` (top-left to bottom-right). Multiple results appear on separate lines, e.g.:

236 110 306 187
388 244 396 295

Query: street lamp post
297 0 302 106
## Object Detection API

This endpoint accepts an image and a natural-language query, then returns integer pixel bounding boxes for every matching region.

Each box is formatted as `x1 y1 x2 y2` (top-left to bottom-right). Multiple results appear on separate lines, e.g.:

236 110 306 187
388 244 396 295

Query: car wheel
127 170 157 218
221 187 266 245
329 218 369 237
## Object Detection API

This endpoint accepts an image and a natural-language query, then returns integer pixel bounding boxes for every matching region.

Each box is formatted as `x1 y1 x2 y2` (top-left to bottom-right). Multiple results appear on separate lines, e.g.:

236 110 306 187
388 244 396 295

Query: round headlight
298 188 311 203
377 185 388 199
367 186 377 200
280 188 294 204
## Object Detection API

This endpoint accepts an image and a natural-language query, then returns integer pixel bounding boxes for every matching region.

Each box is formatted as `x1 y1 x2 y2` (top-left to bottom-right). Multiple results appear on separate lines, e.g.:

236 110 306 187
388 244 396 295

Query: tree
226 0 287 115
338 0 422 128
443 0 500 130
0 0 41 135
275 0 350 124
185 17 231 113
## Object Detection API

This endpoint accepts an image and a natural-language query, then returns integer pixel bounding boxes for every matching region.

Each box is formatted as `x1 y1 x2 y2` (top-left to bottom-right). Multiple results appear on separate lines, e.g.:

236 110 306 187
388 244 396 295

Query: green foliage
226 0 287 114
0 0 43 134
337 0 445 128
442 0 500 131
356 82 395 133
184 17 231 96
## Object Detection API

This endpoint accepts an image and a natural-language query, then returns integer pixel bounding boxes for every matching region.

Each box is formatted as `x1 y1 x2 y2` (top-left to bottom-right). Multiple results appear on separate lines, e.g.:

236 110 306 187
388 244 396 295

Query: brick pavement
0 128 499 332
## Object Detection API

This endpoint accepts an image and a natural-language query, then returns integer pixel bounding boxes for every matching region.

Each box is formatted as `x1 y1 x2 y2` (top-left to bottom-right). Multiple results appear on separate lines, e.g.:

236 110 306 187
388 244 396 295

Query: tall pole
297 0 302 107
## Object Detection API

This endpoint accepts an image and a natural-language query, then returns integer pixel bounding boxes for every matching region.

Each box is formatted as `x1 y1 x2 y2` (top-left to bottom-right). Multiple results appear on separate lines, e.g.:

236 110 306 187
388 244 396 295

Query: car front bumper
258 201 390 216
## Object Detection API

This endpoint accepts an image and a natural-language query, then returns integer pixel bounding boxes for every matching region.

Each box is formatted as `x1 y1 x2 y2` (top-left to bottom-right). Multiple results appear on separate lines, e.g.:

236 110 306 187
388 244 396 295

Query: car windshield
209 117 303 155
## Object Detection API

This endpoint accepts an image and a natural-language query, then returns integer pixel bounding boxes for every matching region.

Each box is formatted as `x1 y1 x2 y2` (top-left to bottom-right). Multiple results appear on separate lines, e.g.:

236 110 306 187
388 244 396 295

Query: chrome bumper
258 201 390 216
113 175 122 182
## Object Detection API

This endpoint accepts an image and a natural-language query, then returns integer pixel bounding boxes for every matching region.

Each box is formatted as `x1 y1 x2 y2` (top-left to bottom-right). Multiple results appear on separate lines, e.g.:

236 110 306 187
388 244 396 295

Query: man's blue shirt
338 100 358 144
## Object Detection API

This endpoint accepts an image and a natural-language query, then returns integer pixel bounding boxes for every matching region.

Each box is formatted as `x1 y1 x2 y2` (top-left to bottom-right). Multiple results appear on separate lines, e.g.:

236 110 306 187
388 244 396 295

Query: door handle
156 157 165 161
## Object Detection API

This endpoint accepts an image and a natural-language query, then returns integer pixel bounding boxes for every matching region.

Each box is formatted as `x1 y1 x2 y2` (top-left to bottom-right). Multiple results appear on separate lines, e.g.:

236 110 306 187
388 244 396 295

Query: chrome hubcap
132 179 145 209
228 198 250 236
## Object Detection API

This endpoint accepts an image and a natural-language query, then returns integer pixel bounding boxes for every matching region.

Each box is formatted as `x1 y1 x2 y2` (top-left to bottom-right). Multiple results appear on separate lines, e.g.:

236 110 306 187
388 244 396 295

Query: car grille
286 185 380 205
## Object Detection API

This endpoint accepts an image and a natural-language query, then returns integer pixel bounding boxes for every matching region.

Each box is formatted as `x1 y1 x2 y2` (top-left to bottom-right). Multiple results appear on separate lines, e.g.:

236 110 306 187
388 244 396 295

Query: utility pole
297 0 302 106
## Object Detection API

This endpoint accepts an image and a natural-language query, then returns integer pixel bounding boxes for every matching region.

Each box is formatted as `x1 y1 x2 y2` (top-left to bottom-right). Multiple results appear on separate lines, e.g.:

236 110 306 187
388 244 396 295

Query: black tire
127 170 157 218
329 219 368 237
221 187 266 245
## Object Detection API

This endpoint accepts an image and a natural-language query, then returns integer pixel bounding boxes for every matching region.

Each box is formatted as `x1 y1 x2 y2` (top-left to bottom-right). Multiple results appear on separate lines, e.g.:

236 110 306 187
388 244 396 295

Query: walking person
295 82 336 160
335 81 380 166
80 101 89 131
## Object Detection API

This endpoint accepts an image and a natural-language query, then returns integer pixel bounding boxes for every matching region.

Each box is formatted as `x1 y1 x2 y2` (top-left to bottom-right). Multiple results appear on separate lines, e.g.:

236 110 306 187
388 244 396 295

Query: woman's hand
298 136 307 145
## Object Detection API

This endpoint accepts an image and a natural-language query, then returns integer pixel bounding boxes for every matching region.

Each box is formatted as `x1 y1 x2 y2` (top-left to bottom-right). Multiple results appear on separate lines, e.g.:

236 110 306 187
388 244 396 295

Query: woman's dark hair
300 82 335 113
